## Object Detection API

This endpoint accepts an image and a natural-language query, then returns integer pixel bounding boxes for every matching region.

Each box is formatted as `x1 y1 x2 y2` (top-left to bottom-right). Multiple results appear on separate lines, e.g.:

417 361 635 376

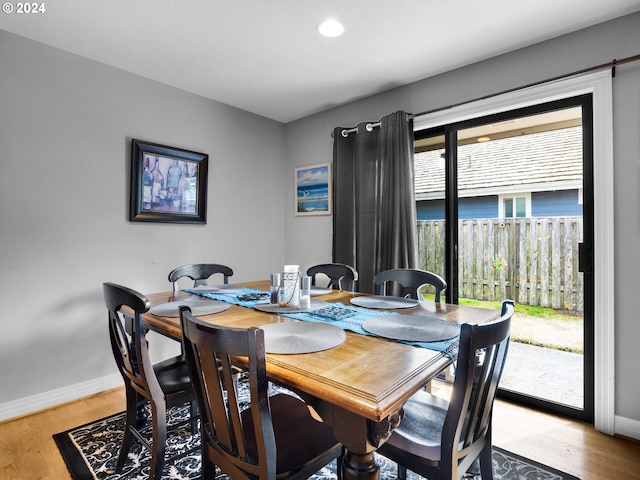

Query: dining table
141 280 500 480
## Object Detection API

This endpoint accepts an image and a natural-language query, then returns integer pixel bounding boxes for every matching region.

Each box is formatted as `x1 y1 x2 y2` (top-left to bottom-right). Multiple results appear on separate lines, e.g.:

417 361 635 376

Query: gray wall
0 30 287 404
284 12 640 424
2 11 640 429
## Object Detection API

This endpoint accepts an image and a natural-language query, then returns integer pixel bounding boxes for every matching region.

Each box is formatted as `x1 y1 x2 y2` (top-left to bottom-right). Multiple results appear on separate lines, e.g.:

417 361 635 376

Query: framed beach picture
129 139 208 224
295 163 332 216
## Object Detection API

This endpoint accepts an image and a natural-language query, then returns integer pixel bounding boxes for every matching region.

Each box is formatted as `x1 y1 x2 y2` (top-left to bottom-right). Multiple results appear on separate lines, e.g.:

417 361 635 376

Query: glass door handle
578 242 592 273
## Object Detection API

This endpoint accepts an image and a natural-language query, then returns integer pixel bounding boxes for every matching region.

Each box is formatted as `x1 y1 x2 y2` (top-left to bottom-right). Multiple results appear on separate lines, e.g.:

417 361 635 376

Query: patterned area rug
54 384 579 480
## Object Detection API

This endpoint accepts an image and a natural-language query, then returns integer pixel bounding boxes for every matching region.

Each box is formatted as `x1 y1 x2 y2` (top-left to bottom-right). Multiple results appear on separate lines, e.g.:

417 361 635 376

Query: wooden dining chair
179 306 344 480
373 268 447 301
306 263 358 291
103 282 198 480
376 300 514 480
168 263 234 292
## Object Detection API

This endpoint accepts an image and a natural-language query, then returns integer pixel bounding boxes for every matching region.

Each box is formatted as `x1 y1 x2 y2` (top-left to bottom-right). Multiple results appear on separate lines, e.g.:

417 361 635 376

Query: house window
499 193 531 218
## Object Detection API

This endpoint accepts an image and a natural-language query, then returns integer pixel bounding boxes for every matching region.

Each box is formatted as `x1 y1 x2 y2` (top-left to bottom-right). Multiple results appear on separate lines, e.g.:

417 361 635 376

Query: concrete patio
500 341 584 409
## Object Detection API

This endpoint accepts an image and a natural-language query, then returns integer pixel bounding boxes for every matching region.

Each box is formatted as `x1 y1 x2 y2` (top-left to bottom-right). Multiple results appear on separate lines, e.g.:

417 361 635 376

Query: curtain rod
411 53 640 120
336 54 640 138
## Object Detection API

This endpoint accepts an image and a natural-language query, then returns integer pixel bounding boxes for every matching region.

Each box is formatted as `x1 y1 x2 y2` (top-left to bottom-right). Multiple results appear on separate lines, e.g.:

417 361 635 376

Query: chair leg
397 464 408 480
116 388 141 472
478 426 494 480
478 443 493 480
135 392 148 428
202 446 217 479
190 399 199 434
336 447 345 480
116 425 136 472
149 402 168 480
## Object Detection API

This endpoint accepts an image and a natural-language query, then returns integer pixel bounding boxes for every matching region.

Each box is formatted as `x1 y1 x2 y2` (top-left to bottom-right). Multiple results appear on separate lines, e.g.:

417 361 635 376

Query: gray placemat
350 295 418 309
253 300 326 314
310 287 333 296
260 321 346 354
190 284 246 294
362 314 460 342
150 298 231 317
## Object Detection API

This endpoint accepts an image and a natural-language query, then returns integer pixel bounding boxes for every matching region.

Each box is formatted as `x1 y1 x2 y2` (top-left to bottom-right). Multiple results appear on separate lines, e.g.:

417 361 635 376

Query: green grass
419 294 584 352
457 297 580 322
453 297 584 353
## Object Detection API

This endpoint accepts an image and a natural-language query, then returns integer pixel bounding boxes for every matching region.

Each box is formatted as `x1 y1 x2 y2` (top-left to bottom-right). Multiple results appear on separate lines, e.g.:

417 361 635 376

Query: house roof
415 126 583 199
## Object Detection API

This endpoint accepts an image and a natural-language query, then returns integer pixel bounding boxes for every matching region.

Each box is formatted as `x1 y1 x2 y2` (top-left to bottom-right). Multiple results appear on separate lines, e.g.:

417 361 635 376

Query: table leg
340 451 380 480
330 405 403 480
297 392 402 480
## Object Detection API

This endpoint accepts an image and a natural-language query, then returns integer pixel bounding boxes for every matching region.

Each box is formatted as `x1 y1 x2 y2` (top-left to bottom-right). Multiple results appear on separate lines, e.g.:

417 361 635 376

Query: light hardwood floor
0 383 638 479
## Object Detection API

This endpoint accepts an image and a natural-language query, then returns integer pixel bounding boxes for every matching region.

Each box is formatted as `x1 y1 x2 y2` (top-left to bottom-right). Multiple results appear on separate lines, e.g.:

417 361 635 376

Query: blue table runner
186 288 459 361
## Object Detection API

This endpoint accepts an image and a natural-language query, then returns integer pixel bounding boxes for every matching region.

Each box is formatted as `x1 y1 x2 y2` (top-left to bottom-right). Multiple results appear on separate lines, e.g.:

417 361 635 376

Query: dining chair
373 268 447 301
306 263 358 292
103 282 198 480
376 300 514 480
168 263 234 292
179 306 344 480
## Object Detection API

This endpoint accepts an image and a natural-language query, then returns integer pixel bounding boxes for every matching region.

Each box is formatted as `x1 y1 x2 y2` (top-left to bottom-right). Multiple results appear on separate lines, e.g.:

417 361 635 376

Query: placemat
310 287 333 296
150 298 231 317
260 322 346 354
254 300 326 314
350 295 419 309
190 284 247 294
362 314 460 342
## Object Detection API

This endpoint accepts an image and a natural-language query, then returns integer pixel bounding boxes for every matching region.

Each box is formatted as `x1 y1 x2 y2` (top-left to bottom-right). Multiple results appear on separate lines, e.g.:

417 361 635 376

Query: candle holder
278 265 300 307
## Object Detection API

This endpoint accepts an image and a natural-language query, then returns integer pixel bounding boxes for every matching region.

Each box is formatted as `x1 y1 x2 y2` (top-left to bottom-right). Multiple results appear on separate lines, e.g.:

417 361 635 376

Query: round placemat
362 314 460 342
260 321 346 354
350 295 418 309
190 284 246 294
253 300 326 314
150 299 231 317
310 287 333 296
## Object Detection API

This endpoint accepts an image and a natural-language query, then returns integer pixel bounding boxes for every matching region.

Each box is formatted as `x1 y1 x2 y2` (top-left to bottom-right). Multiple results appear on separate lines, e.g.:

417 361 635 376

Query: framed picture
295 162 332 216
130 139 208 223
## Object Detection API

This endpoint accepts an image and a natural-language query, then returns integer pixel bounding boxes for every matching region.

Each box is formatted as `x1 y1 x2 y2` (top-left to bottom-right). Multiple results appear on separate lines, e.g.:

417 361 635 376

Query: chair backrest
180 306 276 480
103 282 161 399
442 300 513 473
306 263 357 291
373 268 447 301
168 263 234 292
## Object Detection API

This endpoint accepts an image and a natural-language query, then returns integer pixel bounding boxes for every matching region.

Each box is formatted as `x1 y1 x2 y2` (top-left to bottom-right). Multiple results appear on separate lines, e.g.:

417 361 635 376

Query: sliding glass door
414 96 594 422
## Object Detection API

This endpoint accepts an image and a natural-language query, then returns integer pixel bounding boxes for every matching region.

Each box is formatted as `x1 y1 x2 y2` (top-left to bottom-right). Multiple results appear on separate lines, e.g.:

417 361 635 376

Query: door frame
413 71 614 434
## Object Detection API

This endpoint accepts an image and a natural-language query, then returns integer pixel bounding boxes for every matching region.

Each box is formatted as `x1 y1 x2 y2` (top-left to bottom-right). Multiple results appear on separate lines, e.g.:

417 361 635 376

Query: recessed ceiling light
318 19 344 38
477 136 491 142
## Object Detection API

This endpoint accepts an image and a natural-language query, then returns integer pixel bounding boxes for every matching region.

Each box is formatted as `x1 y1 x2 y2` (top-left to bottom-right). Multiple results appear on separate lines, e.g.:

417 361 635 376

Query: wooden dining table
141 280 500 480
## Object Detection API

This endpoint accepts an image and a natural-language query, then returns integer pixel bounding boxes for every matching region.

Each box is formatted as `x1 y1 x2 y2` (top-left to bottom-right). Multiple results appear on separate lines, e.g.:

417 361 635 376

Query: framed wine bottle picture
129 139 208 223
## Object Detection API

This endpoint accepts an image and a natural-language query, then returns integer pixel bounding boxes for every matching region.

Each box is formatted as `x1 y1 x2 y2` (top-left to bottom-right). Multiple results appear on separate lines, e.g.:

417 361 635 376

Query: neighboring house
414 126 583 220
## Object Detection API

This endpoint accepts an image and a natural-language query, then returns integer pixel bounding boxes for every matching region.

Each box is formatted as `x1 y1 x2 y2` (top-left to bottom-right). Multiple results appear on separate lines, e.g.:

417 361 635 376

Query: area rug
54 381 579 480
54 407 579 480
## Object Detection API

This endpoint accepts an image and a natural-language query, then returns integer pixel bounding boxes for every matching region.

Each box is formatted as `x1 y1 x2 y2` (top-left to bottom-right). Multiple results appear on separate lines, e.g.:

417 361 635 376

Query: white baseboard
0 373 122 422
615 414 640 441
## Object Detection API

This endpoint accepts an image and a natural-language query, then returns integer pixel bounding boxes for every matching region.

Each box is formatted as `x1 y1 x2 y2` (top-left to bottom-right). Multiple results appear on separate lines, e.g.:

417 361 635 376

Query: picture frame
129 139 208 224
295 162 332 216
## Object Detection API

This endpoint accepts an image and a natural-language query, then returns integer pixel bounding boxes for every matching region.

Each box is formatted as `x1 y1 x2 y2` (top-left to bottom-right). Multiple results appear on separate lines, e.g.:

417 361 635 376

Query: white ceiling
2 0 639 123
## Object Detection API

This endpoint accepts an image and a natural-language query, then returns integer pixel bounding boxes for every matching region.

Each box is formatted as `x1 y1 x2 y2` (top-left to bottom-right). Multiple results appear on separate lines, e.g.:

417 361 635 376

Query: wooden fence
417 217 584 313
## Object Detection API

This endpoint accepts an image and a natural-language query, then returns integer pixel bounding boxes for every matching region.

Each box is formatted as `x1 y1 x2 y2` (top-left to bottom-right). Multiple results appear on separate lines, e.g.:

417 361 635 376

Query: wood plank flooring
0 388 125 480
0 383 638 480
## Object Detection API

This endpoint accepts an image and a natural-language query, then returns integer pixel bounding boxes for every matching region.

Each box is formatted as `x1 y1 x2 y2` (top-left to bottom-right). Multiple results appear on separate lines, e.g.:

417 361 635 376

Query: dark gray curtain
332 110 418 293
